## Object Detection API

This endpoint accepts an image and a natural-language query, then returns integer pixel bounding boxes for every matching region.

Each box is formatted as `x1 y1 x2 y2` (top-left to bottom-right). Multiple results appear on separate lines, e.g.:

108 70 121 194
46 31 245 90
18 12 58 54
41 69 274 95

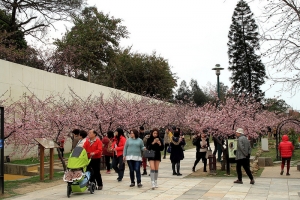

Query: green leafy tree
105 48 177 99
175 80 192 103
263 98 290 115
54 6 128 82
190 79 209 106
0 10 43 68
228 0 266 101
0 9 27 49
0 0 85 41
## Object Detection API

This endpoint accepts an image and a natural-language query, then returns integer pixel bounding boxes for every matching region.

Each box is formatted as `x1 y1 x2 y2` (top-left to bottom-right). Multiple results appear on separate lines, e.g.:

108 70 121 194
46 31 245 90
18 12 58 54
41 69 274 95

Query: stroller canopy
67 146 89 169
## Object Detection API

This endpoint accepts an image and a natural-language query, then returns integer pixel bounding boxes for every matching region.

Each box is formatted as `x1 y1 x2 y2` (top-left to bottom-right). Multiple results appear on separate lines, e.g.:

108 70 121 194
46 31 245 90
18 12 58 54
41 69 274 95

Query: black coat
170 137 185 162
193 137 210 152
146 137 164 161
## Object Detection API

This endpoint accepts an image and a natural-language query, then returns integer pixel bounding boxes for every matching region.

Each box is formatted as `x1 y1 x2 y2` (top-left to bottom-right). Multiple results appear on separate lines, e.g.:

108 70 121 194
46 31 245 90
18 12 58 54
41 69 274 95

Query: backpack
106 140 114 154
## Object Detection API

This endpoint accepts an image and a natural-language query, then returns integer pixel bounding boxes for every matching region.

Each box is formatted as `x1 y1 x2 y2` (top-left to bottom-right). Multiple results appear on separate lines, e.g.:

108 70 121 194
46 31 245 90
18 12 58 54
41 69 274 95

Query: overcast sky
51 0 299 109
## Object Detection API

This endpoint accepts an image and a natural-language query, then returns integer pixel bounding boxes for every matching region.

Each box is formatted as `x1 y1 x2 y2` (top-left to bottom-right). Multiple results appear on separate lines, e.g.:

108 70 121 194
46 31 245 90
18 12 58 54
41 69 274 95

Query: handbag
167 145 171 153
143 150 155 158
205 147 212 159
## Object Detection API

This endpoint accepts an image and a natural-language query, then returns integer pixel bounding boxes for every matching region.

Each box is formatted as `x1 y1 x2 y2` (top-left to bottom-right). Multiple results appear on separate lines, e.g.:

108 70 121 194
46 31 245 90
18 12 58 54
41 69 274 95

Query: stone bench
257 157 273 167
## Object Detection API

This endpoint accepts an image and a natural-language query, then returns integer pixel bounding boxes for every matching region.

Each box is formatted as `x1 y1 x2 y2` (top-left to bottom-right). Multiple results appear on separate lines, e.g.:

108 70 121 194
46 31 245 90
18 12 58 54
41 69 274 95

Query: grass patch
251 139 300 163
3 172 64 199
10 153 71 165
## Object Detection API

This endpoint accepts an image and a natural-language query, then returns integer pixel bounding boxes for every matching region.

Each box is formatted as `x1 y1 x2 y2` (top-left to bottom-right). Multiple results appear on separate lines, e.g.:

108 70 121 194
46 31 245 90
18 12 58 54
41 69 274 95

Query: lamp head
212 64 224 75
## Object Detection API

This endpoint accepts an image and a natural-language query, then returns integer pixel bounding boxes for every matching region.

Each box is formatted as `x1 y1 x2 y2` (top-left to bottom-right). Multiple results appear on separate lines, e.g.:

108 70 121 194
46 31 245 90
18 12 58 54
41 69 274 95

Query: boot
203 164 207 172
177 163 182 176
150 170 155 189
192 166 195 172
172 163 177 175
142 169 147 175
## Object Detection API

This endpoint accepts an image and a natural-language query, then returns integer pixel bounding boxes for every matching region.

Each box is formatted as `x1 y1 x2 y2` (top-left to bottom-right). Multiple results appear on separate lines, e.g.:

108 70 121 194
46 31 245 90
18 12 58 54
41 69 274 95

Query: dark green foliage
0 0 85 40
190 79 209 106
228 0 266 101
175 80 191 103
54 6 129 81
174 79 211 106
105 48 177 99
263 98 290 115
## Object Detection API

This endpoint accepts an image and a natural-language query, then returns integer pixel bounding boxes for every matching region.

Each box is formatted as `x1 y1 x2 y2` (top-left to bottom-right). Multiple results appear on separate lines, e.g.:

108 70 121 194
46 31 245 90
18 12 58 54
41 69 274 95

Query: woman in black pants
192 129 210 172
83 129 103 190
102 131 114 174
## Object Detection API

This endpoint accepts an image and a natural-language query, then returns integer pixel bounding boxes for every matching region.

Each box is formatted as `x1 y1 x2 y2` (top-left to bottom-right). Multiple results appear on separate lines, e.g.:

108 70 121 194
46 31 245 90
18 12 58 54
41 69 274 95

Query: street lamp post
211 64 227 172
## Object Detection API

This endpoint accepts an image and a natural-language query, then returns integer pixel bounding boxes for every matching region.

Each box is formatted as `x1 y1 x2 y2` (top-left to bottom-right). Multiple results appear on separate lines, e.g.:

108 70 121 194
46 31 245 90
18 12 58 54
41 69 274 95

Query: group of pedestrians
68 125 294 190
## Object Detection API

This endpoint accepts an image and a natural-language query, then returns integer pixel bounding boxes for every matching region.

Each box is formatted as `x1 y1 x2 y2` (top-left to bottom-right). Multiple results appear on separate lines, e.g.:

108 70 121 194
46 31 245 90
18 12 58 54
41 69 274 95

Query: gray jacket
235 134 251 160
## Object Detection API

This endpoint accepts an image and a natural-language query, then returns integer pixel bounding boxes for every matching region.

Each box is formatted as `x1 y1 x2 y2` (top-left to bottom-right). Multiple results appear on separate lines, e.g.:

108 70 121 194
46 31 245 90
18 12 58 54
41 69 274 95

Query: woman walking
170 131 185 176
146 128 164 189
102 131 114 174
163 127 172 159
83 129 103 190
112 128 127 182
192 129 210 172
279 134 294 176
123 129 145 187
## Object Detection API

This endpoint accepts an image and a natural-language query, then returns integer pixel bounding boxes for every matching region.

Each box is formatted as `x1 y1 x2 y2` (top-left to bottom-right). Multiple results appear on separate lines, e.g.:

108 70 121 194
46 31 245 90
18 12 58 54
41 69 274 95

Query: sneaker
151 181 155 190
250 179 255 185
117 178 122 182
234 180 243 184
286 173 290 176
280 170 284 175
137 183 143 188
177 173 182 176
106 170 111 174
129 183 135 187
192 167 195 172
154 181 158 188
172 172 177 175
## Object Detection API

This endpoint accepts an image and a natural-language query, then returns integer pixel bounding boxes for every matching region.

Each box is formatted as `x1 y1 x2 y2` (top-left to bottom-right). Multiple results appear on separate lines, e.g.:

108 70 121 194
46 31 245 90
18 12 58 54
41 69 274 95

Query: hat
236 128 244 134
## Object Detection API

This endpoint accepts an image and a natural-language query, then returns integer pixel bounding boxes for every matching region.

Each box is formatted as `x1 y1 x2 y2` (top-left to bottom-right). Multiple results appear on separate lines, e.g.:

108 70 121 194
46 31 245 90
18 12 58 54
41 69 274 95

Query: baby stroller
63 146 96 197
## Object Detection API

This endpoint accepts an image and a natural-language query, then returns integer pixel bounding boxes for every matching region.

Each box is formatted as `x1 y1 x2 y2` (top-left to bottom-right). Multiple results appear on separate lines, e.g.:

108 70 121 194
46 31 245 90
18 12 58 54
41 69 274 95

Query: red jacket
279 135 294 158
111 135 126 157
102 136 113 156
83 137 103 159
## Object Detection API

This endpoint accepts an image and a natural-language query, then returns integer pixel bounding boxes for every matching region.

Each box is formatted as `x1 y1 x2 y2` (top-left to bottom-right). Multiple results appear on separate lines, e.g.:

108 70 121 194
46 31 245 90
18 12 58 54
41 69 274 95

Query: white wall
0 59 143 159
0 59 141 102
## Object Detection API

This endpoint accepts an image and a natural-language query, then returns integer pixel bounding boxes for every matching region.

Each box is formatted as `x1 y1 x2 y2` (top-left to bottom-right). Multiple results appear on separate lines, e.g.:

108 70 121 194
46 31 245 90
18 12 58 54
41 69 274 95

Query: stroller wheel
89 182 95 194
67 184 72 198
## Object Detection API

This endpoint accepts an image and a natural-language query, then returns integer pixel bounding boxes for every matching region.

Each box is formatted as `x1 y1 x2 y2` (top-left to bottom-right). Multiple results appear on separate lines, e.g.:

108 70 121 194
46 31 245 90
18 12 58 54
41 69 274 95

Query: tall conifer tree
228 0 266 101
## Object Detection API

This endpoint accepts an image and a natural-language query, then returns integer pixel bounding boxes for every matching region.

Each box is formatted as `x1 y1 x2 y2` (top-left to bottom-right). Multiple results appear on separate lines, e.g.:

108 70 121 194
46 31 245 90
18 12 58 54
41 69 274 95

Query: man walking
234 128 254 184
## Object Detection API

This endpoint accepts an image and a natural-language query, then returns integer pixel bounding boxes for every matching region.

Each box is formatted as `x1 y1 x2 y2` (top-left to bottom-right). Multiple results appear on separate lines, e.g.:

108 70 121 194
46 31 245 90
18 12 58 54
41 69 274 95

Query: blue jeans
127 160 141 184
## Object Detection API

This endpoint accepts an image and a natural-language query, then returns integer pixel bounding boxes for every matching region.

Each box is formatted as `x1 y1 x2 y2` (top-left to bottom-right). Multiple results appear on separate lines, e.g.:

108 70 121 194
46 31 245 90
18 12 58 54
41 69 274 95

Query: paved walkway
6 147 300 200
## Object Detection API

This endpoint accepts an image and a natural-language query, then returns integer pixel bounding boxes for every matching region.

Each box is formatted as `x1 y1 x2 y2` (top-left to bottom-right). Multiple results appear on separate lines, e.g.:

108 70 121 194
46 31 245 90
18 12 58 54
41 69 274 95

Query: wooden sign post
34 138 59 181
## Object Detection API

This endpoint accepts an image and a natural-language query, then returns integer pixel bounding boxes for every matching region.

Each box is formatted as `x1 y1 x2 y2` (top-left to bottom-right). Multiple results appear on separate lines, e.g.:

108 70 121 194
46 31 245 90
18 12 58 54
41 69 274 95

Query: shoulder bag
143 149 155 158
205 147 212 159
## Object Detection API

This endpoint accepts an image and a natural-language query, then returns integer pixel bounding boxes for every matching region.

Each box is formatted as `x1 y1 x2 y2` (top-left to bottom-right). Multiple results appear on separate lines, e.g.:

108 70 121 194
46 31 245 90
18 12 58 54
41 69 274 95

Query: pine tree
228 0 266 101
